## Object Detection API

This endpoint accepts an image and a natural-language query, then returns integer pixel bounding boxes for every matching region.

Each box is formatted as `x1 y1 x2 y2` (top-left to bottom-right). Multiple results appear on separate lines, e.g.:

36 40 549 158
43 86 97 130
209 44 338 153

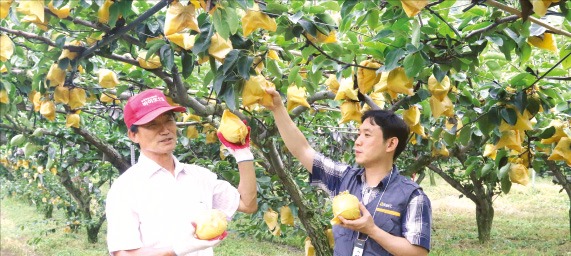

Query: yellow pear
304 237 315 256
185 126 199 139
495 130 523 152
410 123 426 138
429 95 454 118
217 109 249 145
54 86 69 104
286 86 311 112
98 69 120 88
208 33 233 62
263 208 281 236
166 33 196 50
324 74 340 94
0 34 14 62
305 30 337 44
279 205 294 226
194 209 228 240
164 0 199 36
530 0 560 17
509 163 529 185
0 0 12 19
540 119 568 144
98 0 113 24
547 137 571 166
100 93 120 104
68 88 86 109
428 75 450 101
483 144 497 160
386 67 414 96
0 89 8 104
267 49 280 60
242 75 275 108
48 1 70 19
432 143 449 157
46 63 66 87
40 100 56 121
400 0 428 17
16 0 44 24
137 51 162 69
30 90 42 111
334 78 359 101
331 191 360 225
528 33 557 52
403 105 421 127
65 113 80 128
339 101 362 124
59 41 82 60
241 3 277 36
357 60 381 94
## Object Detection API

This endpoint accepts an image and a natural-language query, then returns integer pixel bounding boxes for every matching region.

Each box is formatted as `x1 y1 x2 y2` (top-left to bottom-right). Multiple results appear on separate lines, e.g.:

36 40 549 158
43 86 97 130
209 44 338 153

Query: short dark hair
361 110 410 160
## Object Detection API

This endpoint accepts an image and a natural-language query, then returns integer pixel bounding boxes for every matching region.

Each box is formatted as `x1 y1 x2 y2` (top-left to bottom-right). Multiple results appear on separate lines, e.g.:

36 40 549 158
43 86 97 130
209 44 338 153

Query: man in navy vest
262 88 431 256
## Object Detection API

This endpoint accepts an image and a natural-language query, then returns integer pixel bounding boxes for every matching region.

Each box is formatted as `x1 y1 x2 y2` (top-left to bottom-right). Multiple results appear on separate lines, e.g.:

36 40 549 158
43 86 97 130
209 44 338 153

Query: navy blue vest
333 168 420 256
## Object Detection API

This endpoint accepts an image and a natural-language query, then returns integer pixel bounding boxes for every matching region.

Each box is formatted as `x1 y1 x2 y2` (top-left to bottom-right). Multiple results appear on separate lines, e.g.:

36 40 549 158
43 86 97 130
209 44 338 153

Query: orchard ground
1 175 570 255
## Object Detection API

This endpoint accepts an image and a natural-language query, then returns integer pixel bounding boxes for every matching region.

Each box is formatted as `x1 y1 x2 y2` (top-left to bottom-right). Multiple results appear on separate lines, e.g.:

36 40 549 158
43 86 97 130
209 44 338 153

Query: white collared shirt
106 153 240 255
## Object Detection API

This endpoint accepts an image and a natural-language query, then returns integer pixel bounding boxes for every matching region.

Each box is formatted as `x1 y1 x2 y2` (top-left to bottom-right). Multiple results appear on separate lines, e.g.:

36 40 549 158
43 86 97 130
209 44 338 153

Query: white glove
172 227 227 256
217 125 254 163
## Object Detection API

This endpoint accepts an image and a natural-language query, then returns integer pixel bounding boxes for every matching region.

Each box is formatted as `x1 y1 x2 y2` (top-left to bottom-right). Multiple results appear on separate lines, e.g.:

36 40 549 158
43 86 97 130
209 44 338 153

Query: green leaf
442 130 456 145
212 8 230 40
181 51 195 79
298 19 317 37
500 173 512 194
458 126 472 146
159 44 174 70
237 55 253 80
500 107 517 125
288 66 301 86
222 50 240 74
146 40 166 57
498 162 511 180
481 162 495 178
192 26 214 55
266 59 282 78
560 43 571 69
537 126 556 139
341 0 357 17
378 48 404 73
266 2 289 14
225 7 240 35
403 52 424 78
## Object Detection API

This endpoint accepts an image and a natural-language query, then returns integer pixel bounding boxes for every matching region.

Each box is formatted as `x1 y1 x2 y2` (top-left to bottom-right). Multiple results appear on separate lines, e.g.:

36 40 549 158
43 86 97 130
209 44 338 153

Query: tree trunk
474 195 494 242
257 140 332 256
86 223 102 243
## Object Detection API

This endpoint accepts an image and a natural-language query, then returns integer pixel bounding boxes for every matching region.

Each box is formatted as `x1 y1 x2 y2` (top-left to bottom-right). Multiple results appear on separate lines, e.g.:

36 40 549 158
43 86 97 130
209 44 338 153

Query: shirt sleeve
402 189 432 251
211 177 240 219
105 179 143 253
309 152 351 197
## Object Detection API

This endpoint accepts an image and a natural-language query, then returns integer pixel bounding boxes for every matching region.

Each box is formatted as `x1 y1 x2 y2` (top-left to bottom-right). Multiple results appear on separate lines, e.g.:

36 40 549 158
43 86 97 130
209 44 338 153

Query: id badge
352 239 365 256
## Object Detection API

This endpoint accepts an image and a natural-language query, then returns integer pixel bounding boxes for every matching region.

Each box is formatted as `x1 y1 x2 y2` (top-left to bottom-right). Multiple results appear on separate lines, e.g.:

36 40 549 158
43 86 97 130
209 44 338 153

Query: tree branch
302 34 376 70
78 0 170 59
465 15 519 40
72 127 131 174
485 0 571 38
425 7 462 38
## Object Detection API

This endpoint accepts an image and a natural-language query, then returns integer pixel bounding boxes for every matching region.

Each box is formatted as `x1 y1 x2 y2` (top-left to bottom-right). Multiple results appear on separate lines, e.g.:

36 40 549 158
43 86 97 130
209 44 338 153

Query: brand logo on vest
379 202 394 209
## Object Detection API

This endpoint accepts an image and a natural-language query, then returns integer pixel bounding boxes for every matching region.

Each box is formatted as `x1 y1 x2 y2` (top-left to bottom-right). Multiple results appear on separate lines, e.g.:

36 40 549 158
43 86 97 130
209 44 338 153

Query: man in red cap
105 89 258 256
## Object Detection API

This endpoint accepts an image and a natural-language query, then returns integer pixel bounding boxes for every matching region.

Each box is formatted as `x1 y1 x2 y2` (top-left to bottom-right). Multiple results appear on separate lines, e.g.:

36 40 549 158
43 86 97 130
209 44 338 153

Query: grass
1 175 570 255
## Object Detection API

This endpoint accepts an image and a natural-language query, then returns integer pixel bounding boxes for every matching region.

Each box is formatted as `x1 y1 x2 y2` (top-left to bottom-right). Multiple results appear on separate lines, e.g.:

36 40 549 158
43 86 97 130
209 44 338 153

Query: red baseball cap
123 89 186 129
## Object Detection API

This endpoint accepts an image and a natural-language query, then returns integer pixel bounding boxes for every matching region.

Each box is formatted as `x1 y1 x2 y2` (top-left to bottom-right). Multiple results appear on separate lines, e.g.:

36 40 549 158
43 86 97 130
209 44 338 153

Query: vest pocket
378 214 402 235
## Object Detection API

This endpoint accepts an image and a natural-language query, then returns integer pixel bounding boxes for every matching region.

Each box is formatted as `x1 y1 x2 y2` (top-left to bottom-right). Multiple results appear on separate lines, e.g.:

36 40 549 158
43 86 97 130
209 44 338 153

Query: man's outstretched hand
217 120 254 163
